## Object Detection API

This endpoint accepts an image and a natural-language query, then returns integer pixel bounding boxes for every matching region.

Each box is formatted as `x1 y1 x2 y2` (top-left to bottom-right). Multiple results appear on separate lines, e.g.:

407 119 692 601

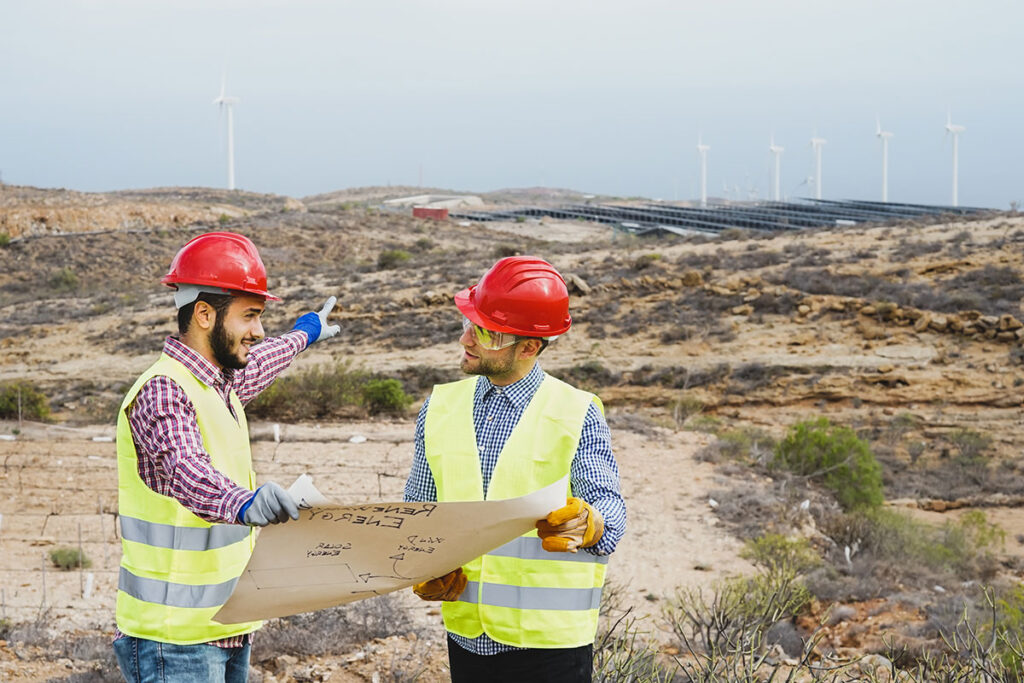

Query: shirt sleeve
572 401 627 556
128 376 254 524
404 398 438 503
231 330 308 405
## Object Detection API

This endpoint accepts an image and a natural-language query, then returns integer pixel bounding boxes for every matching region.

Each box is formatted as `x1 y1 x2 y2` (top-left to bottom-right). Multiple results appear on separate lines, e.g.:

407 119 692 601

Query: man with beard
113 232 340 682
404 256 626 683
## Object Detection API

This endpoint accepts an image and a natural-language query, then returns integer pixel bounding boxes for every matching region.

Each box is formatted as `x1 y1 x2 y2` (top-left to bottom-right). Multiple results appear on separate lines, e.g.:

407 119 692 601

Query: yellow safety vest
424 373 608 649
115 353 261 645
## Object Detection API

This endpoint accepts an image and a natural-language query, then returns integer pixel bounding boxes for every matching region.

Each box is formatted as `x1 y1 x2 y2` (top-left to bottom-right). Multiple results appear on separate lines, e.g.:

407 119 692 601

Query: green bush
0 381 50 420
741 533 820 575
361 378 412 415
49 547 91 570
377 249 411 270
248 363 416 420
717 426 775 461
248 362 368 420
995 584 1024 675
49 266 79 292
0 231 10 247
772 417 884 510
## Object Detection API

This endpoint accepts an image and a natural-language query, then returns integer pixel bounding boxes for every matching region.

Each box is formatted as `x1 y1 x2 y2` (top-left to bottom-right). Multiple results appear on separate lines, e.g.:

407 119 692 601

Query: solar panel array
449 199 992 236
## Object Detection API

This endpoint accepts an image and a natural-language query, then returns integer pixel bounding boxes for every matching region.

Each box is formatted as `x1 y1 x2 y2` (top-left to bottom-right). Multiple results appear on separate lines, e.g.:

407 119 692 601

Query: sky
2 0 1021 208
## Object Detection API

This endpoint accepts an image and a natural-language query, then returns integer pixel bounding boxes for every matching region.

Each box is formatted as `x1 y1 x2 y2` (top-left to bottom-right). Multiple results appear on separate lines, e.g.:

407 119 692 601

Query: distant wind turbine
696 136 710 208
810 134 826 200
213 73 240 191
876 118 894 202
769 135 784 201
945 112 966 207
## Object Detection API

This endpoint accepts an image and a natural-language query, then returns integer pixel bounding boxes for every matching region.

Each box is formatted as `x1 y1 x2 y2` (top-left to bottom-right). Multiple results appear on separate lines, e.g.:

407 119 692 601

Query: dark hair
177 293 234 335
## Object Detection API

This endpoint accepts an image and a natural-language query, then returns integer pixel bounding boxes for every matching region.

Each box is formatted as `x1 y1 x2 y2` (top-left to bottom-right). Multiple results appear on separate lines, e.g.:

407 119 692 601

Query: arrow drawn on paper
358 553 412 583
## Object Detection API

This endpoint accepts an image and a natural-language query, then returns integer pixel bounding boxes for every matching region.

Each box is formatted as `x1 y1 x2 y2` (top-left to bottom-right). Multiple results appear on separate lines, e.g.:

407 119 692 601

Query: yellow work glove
536 497 604 553
412 567 467 601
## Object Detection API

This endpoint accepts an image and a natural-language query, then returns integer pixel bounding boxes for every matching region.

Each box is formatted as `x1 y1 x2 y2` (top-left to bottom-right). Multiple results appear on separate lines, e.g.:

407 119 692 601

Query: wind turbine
696 136 710 208
876 118 894 202
769 135 784 201
213 73 240 191
945 112 966 207
810 133 826 199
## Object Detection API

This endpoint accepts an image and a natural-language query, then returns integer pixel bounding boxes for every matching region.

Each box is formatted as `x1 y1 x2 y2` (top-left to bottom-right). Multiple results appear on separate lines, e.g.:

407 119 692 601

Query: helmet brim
161 276 281 302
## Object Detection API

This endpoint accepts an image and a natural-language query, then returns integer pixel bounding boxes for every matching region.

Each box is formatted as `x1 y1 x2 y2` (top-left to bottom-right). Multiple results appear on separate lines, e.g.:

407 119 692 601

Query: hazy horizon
2 1 1021 208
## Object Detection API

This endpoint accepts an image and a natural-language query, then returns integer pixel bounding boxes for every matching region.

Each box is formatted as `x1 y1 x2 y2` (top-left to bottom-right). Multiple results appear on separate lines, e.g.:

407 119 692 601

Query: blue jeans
113 636 250 682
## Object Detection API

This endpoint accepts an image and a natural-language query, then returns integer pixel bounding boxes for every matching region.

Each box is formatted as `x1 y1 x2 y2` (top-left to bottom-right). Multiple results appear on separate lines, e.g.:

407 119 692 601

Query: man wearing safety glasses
404 256 626 682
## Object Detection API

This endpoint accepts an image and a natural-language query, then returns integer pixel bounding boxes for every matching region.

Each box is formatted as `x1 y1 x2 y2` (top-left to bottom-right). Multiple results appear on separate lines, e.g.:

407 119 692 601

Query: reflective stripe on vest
487 535 610 565
115 353 261 645
456 580 603 612
119 567 240 609
120 516 250 552
424 373 608 649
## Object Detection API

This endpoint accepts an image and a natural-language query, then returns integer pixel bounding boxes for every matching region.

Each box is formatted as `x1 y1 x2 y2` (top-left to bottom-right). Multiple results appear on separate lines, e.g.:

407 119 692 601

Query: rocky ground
1 182 1023 680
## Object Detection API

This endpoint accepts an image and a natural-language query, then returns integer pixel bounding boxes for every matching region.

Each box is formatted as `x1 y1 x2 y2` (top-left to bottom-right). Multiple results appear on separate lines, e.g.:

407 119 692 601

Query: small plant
741 534 821 575
0 231 10 247
672 393 704 426
946 428 993 463
49 547 91 570
772 417 884 510
686 415 722 434
0 381 50 420
632 253 661 270
361 378 413 415
49 266 79 292
218 213 230 225
377 249 411 270
908 440 926 465
492 244 519 258
883 411 919 446
711 426 775 463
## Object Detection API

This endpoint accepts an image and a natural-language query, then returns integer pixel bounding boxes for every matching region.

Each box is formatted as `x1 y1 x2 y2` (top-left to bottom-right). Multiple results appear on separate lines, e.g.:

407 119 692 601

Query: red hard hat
161 232 280 301
455 256 571 337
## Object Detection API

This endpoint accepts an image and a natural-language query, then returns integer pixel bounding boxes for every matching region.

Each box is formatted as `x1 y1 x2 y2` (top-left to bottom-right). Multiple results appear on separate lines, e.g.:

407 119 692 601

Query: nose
459 324 475 347
252 318 265 342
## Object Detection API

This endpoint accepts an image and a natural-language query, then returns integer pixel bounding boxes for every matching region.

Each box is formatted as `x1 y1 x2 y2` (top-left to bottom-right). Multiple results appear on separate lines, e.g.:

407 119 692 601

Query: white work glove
291 296 341 345
241 482 300 526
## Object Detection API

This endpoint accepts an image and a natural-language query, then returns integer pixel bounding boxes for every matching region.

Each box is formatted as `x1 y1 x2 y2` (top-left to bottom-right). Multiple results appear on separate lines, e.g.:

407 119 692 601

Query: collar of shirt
163 336 234 390
473 362 544 410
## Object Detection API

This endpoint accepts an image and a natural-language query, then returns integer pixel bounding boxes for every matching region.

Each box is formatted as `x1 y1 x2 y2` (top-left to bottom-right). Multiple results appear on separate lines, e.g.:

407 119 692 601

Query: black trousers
447 636 592 683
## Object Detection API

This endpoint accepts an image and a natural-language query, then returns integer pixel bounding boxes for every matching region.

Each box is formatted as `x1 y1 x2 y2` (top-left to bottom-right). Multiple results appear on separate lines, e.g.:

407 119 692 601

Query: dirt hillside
1 183 1023 680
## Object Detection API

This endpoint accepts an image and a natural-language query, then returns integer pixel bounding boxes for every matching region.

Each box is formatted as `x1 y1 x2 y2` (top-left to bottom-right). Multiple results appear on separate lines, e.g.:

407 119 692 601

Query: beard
461 349 516 378
211 315 249 370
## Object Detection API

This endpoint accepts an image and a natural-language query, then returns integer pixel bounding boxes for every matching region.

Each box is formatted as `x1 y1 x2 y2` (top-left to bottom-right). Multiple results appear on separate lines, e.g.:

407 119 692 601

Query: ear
516 338 543 360
193 300 217 331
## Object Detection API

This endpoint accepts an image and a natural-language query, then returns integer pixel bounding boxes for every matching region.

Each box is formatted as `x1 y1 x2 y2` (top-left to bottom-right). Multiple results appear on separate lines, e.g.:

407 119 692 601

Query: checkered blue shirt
404 362 626 655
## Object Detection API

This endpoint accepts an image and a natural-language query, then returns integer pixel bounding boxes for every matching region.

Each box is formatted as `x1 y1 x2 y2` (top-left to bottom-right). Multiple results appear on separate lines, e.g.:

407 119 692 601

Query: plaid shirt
115 330 308 648
404 362 626 655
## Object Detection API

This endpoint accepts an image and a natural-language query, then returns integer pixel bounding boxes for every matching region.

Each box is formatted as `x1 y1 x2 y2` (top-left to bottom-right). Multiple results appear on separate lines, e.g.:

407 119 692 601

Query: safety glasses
462 317 520 351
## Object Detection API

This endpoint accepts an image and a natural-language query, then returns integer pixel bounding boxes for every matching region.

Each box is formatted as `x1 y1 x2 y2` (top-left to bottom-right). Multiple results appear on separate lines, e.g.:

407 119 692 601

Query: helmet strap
173 284 234 309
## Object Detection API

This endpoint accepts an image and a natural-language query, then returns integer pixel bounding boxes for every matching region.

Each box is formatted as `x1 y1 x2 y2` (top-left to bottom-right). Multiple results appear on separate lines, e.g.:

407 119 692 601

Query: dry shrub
252 594 420 662
812 507 1005 601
